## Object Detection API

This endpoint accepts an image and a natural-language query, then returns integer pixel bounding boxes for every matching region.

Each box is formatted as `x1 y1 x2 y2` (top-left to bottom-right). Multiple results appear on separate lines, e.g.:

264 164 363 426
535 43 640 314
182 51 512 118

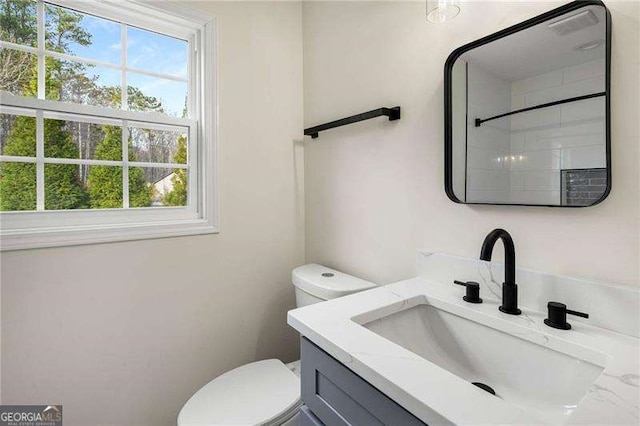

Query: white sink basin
288 253 640 425
362 298 608 424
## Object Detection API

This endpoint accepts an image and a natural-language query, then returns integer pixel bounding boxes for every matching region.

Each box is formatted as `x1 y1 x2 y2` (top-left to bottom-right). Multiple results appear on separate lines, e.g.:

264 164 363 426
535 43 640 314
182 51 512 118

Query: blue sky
45 5 188 116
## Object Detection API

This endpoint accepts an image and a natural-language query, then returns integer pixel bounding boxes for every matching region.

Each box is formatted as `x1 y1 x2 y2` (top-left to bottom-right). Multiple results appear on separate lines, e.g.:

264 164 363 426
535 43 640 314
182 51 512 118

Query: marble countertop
288 275 640 425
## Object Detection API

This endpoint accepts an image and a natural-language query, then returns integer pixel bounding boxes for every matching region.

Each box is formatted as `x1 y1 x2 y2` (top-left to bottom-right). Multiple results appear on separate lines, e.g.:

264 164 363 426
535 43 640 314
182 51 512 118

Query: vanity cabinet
300 337 426 426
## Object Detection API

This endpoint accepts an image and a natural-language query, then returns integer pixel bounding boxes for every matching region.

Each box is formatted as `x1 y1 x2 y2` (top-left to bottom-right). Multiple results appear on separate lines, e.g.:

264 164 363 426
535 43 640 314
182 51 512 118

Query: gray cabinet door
301 337 426 426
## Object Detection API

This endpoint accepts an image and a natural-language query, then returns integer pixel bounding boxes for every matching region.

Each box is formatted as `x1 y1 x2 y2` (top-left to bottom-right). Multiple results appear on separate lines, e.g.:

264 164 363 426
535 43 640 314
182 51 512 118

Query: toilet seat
178 359 301 426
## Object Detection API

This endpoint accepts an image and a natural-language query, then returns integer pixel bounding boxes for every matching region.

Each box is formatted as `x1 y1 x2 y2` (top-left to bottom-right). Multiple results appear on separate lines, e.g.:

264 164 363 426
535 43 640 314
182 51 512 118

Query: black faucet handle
567 308 589 319
544 301 589 330
453 280 482 304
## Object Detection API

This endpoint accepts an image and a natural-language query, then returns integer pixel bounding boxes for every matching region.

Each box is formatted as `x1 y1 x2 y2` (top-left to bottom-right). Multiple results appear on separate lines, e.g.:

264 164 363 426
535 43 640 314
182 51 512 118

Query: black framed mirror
444 1 611 207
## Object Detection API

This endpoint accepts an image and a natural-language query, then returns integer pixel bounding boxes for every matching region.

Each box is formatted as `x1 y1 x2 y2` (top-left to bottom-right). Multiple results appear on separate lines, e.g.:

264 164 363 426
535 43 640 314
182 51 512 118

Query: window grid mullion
36 0 45 100
36 110 45 211
36 1 45 210
2 95 195 128
0 156 37 163
188 125 197 209
187 34 194 118
0 40 37 54
121 29 130 209
122 121 130 209
30 157 188 168
121 23 128 111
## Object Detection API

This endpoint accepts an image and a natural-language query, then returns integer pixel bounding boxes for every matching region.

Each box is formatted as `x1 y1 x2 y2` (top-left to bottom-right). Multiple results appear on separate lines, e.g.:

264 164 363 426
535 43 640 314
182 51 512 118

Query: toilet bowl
177 264 376 425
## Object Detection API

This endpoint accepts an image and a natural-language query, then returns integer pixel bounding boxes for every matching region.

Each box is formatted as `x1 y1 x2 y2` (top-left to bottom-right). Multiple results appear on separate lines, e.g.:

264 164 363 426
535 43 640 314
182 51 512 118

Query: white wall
303 1 639 287
0 2 304 425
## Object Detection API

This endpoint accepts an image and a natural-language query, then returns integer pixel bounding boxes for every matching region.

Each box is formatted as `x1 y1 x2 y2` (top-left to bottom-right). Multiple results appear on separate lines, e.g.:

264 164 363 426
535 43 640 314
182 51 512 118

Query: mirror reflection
448 3 609 206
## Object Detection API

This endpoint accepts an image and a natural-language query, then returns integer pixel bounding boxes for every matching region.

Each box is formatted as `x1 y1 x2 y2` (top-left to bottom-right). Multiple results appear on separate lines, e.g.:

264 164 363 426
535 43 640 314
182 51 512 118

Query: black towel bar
304 106 401 139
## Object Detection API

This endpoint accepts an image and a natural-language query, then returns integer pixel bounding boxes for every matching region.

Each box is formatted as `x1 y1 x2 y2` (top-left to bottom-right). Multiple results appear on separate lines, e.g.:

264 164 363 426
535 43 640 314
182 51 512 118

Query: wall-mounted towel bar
475 92 605 127
304 106 401 138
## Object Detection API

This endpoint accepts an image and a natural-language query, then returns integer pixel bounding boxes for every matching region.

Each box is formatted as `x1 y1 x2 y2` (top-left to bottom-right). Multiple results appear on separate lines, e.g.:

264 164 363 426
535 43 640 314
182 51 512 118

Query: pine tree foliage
87 126 152 208
162 135 187 206
0 113 91 211
1 42 90 210
43 119 90 209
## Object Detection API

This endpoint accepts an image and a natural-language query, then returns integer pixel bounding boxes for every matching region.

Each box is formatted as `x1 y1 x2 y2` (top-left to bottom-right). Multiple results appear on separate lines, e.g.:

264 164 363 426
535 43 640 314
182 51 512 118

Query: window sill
0 219 218 251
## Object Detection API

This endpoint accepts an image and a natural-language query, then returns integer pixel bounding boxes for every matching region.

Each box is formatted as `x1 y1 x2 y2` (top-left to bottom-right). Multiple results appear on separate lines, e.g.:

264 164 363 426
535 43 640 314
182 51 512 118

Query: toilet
177 264 376 425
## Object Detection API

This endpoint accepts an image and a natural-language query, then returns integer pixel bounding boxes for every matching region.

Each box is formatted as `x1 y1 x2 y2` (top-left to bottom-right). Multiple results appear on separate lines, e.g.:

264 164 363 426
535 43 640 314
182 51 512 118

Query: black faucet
480 229 521 315
544 302 589 330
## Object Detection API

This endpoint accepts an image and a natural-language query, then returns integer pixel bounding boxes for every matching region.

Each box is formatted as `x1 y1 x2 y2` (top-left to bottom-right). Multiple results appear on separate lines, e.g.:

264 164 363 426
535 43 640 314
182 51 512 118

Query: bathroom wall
303 1 639 286
0 2 304 425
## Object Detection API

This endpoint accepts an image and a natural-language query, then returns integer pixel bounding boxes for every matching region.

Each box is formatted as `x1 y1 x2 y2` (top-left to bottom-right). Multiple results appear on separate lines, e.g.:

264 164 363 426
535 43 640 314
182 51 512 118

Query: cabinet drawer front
301 337 426 426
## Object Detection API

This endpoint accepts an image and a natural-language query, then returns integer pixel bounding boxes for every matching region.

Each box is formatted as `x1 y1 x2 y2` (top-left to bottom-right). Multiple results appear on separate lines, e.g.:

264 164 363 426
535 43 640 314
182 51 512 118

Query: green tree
0 116 89 210
0 0 37 95
1 1 92 211
162 135 187 206
0 0 37 44
0 161 36 211
45 4 93 105
44 3 91 53
1 51 89 211
87 126 152 208
99 86 164 113
43 119 90 210
0 116 36 210
129 165 153 208
1 2 166 212
0 1 91 98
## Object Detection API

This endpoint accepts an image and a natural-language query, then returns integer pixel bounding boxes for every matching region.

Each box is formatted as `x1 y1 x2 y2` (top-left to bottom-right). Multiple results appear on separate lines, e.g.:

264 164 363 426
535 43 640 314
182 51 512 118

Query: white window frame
0 0 218 250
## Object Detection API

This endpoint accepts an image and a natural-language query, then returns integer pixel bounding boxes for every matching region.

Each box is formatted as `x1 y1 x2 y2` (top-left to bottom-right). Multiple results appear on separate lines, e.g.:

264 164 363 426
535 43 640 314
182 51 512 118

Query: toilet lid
178 359 301 426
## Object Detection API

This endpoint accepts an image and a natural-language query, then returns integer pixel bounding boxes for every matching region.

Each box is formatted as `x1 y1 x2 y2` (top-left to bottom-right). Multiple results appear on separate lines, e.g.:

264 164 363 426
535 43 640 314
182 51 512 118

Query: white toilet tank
291 264 376 308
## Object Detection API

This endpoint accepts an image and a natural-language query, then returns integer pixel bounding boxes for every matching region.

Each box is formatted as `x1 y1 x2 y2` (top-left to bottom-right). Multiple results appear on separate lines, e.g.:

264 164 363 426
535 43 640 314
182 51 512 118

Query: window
0 0 217 250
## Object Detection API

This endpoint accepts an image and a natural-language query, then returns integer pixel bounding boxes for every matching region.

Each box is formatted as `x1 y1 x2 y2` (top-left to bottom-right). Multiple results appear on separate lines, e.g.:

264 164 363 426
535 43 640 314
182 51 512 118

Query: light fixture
426 0 460 23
